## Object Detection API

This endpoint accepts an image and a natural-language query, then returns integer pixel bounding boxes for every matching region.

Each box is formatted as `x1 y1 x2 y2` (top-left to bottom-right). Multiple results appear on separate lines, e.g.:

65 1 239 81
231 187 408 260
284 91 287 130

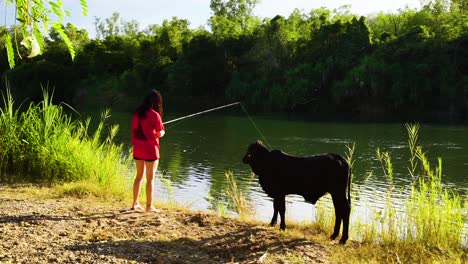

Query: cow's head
242 140 269 165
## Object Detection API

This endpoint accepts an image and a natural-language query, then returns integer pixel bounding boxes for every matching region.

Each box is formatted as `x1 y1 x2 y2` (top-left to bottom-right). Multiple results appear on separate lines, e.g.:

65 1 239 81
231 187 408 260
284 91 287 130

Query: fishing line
163 102 240 125
239 103 272 150
163 102 241 130
162 101 272 150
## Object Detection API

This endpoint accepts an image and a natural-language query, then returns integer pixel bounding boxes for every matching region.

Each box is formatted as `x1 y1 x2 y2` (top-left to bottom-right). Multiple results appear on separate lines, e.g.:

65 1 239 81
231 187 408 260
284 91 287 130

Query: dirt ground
0 185 332 263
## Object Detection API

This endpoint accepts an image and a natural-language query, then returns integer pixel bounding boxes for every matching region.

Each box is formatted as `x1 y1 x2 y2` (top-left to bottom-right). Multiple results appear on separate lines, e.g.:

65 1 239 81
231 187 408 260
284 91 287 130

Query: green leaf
52 22 76 60
80 0 88 16
20 35 41 58
5 34 15 69
49 1 64 20
33 22 45 55
48 1 59 8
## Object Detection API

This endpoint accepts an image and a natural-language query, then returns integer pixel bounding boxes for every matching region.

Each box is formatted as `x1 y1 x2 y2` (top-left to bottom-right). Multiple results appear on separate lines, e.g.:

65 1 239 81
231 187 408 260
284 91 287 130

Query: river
109 111 468 237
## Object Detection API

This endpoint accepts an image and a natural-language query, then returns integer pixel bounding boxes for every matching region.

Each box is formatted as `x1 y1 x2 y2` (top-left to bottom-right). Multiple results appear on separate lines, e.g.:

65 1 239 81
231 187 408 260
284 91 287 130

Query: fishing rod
163 102 241 125
162 101 272 149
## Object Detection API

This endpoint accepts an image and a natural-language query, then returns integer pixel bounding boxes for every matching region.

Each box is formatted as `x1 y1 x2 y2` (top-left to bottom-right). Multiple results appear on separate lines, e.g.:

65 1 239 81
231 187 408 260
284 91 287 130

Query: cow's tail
347 164 352 208
340 155 352 208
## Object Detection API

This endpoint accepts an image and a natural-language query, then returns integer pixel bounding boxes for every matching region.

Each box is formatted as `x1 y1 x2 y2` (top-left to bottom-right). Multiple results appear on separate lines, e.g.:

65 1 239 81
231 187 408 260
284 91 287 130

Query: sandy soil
0 185 331 263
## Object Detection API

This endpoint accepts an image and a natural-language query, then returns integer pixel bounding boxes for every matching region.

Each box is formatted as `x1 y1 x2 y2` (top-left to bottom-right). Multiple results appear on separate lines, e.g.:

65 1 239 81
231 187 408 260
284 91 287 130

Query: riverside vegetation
1 0 467 122
1 91 467 263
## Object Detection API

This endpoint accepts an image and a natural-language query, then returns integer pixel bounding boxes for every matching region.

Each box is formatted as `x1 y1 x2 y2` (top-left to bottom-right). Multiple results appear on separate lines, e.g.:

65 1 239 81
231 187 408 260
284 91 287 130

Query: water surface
111 112 468 226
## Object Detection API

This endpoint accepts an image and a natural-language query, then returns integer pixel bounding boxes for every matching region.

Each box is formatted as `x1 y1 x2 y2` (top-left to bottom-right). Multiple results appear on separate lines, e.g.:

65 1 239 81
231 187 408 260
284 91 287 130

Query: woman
131 89 165 212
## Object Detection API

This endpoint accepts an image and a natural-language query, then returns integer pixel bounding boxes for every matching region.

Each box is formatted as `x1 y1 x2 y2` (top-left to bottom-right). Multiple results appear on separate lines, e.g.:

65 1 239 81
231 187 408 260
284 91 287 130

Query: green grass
0 88 131 199
339 123 468 262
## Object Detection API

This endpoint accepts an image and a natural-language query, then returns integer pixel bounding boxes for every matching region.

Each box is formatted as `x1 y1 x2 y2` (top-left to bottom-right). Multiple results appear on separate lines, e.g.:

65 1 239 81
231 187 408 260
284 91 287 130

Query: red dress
131 110 164 160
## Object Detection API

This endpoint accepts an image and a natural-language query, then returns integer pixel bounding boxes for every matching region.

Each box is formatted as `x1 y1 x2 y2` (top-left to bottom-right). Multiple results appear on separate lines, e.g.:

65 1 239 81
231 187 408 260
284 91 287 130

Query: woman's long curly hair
135 89 163 118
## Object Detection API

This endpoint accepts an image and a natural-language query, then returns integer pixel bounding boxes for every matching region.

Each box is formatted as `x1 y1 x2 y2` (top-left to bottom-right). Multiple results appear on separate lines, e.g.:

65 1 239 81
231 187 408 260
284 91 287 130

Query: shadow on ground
66 227 326 263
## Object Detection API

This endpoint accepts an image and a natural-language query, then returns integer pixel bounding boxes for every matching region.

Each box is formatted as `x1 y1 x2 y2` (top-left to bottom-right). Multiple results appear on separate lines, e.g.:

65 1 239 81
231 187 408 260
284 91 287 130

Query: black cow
242 140 351 244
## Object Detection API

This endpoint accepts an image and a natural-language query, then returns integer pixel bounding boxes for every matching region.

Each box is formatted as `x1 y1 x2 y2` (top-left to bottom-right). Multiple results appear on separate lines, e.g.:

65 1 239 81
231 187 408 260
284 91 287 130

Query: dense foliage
1 0 467 122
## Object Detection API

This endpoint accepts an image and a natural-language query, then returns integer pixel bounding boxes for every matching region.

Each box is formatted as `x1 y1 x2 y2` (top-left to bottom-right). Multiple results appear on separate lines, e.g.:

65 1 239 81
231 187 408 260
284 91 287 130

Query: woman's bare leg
145 160 159 212
131 160 145 210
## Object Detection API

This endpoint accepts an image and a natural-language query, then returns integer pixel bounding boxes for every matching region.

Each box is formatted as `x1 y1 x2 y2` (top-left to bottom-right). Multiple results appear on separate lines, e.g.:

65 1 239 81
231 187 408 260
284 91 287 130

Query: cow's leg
270 197 279 227
340 197 351 244
330 194 344 241
330 194 350 244
278 195 286 230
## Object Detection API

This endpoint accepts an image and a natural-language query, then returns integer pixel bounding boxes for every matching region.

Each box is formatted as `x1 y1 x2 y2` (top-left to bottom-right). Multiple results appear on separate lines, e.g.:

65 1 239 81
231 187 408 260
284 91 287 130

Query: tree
94 12 122 39
2 0 88 69
122 19 140 38
450 0 467 15
94 12 142 39
209 0 260 40
159 17 193 60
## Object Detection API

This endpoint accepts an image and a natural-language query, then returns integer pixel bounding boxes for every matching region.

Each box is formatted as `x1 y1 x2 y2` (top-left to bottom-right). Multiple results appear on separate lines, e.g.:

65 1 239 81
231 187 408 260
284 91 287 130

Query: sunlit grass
0 88 131 199
348 124 466 249
225 171 254 219
330 123 468 263
370 123 466 249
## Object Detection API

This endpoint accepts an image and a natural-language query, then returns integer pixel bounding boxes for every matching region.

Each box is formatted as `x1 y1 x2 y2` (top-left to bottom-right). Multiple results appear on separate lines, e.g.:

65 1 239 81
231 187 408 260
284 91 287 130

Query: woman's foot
130 204 144 211
146 205 160 213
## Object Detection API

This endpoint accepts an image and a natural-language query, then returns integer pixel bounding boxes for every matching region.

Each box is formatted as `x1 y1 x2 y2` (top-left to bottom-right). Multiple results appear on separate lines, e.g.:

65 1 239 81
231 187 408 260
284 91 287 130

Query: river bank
1 184 466 263
0 184 331 263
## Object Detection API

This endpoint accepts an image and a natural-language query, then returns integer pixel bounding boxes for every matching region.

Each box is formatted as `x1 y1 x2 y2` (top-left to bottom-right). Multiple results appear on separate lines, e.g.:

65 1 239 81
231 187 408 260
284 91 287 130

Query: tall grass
403 124 464 249
225 171 254 218
0 89 131 199
356 123 466 252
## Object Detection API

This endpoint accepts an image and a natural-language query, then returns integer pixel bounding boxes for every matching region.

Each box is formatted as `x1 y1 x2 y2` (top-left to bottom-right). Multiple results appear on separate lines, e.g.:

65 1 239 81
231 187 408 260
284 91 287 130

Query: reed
404 131 464 249
357 123 466 251
225 171 253 218
329 124 467 263
0 88 131 199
